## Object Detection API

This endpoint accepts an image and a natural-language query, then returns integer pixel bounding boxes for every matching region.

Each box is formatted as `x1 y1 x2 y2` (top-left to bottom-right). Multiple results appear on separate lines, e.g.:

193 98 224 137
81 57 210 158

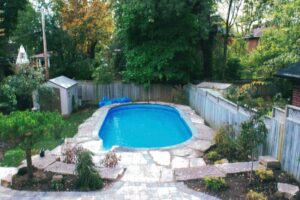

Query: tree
219 0 243 79
0 65 44 112
114 0 214 85
0 111 64 179
238 110 268 184
54 0 114 59
246 0 300 79
237 0 271 35
0 0 27 56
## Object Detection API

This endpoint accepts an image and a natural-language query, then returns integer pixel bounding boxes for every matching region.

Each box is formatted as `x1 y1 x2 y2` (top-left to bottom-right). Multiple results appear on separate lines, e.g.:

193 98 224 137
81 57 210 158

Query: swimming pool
99 104 192 149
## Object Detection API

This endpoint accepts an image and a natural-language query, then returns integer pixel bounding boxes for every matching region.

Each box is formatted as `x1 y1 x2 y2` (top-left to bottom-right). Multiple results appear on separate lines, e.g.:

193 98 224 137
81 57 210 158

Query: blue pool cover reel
98 97 132 107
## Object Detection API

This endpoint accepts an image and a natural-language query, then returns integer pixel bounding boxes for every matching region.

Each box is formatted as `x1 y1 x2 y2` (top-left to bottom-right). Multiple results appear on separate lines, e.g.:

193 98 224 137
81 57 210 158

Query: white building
16 45 30 65
34 76 79 116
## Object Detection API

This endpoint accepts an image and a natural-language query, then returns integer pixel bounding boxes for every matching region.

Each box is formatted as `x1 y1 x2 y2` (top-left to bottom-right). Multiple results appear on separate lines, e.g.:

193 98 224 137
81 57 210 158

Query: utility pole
41 11 49 80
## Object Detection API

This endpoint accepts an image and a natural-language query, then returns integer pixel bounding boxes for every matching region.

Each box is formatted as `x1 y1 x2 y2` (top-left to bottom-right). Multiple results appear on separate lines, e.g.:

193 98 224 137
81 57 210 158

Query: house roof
245 27 263 39
48 76 77 89
31 52 51 58
277 61 300 79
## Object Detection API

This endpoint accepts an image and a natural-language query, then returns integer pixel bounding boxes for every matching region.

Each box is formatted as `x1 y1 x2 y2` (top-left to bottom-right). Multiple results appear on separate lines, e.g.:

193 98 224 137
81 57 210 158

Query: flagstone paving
0 102 220 199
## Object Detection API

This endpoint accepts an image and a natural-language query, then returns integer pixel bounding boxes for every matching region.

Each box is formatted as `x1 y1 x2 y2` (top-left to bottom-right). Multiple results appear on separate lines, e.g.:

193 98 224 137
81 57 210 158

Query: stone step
215 161 265 174
97 167 126 180
259 156 281 169
45 161 75 175
174 161 266 181
275 182 299 199
174 165 226 181
0 167 18 188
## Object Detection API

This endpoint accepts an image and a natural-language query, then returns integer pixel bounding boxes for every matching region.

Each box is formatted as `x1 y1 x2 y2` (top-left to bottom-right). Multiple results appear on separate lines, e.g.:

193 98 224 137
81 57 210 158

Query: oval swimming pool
99 104 192 149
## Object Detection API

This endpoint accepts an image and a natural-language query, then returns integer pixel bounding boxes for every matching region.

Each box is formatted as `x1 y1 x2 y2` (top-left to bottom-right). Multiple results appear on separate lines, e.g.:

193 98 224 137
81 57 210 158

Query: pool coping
93 102 200 151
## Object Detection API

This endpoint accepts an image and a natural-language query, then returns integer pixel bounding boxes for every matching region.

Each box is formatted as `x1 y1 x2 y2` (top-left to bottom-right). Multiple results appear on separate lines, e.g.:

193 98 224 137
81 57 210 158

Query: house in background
31 52 51 68
277 62 300 107
16 45 30 66
244 27 263 51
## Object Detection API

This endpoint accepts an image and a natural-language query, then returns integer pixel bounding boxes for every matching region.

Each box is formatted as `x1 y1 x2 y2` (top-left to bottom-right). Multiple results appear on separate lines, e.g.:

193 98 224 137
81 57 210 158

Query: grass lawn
0 107 96 167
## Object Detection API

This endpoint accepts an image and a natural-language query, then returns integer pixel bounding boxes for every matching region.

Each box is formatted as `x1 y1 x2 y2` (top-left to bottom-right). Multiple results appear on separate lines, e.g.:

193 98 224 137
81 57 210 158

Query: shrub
101 151 121 168
214 125 240 161
0 148 25 167
50 180 64 191
75 149 103 191
214 159 227 165
246 190 267 200
207 151 221 162
203 176 227 191
255 169 274 182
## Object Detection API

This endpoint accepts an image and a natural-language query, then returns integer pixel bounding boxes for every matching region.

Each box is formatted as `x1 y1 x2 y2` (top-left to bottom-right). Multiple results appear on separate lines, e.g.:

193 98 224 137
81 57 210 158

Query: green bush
214 125 240 161
255 169 274 182
0 148 25 167
246 190 267 200
75 149 103 191
203 176 227 191
50 180 64 191
214 159 227 165
207 151 221 162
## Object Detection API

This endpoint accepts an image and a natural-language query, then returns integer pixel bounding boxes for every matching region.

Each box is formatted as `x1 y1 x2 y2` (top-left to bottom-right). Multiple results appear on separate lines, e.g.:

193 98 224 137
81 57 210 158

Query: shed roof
48 76 77 89
197 82 232 90
277 62 300 80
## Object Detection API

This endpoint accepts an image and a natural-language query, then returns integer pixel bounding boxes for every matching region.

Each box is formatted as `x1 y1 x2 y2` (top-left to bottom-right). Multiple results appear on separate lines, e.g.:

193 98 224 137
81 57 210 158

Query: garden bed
184 170 300 200
11 168 113 191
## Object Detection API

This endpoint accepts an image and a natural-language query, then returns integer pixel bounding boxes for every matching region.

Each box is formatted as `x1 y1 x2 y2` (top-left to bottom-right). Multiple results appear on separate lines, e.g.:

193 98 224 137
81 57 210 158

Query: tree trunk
249 152 254 185
26 148 33 179
223 0 234 79
25 135 33 179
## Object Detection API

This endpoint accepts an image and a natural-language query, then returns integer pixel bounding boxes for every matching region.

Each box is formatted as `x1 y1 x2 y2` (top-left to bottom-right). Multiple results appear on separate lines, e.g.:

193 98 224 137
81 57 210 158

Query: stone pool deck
0 102 257 199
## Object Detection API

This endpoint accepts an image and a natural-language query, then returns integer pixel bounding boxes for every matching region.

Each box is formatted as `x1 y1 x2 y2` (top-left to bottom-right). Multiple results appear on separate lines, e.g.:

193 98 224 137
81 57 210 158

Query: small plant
246 190 267 200
75 149 103 191
62 144 83 164
203 176 227 191
255 169 274 182
50 180 64 191
62 144 76 164
101 151 121 168
214 159 227 165
207 151 221 162
214 125 240 161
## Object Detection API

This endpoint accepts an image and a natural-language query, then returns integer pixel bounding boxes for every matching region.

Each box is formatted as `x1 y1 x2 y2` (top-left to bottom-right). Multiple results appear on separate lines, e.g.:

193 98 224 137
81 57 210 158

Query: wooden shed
45 76 78 116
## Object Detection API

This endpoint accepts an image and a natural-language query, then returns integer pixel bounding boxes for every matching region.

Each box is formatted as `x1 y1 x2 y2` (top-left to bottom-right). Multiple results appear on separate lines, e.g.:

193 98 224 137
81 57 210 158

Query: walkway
0 103 221 200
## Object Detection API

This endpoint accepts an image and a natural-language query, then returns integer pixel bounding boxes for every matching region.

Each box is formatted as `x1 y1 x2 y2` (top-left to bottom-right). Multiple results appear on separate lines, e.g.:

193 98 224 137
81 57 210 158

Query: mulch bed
185 170 300 200
11 168 113 192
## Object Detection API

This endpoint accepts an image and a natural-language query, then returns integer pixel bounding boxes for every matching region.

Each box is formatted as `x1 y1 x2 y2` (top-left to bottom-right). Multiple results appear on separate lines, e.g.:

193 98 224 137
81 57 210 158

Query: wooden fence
78 81 175 103
187 84 300 181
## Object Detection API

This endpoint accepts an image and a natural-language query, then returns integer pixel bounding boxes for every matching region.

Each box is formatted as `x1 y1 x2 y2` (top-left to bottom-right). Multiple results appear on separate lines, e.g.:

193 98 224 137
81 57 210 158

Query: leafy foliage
246 190 267 200
114 0 214 84
255 169 274 182
214 125 240 161
237 110 268 160
75 149 103 191
207 151 221 162
0 111 64 178
0 65 44 113
0 148 24 167
244 0 300 79
54 0 114 59
203 176 227 191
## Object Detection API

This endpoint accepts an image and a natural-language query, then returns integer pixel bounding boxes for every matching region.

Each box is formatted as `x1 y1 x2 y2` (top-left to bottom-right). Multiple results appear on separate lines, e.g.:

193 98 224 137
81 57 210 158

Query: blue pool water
99 104 192 149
